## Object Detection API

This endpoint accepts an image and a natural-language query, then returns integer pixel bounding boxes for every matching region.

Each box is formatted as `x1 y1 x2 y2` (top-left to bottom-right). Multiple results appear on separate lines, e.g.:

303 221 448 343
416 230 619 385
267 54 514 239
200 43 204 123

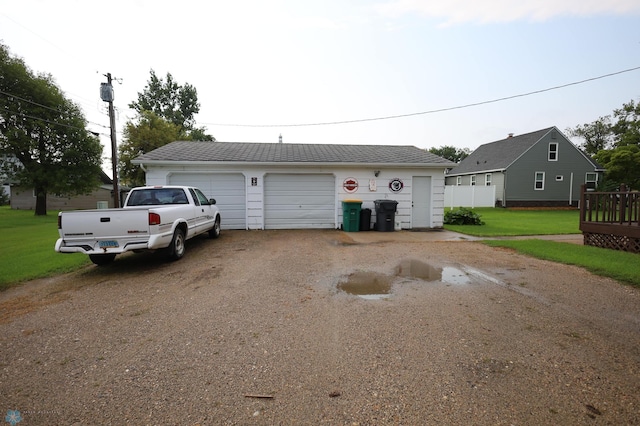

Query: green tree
569 99 640 190
0 43 103 215
119 111 187 187
565 116 613 156
129 69 214 141
428 145 470 163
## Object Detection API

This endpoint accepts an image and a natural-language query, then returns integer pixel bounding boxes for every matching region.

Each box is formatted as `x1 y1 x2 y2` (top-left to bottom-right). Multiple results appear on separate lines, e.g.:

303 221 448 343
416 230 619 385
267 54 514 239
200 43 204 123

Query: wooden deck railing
579 184 640 252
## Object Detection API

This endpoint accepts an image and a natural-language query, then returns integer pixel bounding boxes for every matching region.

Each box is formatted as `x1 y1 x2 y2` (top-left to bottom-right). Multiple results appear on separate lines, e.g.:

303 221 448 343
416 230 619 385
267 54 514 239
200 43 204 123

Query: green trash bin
342 199 362 232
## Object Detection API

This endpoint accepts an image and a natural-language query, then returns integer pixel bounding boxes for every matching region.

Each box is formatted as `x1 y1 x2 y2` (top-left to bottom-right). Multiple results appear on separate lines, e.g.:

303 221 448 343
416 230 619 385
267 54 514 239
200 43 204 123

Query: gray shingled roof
447 127 554 175
133 141 454 165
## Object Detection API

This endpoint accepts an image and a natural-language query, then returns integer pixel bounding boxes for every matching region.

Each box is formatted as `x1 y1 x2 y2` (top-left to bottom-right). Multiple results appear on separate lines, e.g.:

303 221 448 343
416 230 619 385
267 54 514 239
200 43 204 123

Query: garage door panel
265 174 335 229
169 173 246 230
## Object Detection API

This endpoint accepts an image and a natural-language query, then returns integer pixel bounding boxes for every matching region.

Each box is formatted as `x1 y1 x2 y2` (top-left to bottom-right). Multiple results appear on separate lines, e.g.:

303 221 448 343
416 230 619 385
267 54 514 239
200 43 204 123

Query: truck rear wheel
89 254 116 266
167 228 186 260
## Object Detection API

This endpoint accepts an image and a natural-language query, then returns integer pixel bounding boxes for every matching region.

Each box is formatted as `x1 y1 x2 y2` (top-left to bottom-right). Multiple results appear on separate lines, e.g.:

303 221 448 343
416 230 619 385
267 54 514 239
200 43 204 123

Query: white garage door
264 174 335 229
169 173 246 229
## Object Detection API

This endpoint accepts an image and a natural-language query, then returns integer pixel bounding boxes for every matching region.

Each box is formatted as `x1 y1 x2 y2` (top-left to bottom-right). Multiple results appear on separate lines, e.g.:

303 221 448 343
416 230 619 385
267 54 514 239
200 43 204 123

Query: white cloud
375 0 640 25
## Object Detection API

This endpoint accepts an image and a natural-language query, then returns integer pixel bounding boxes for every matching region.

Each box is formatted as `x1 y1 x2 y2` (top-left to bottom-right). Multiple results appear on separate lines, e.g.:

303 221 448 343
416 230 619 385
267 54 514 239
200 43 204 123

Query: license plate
99 240 119 248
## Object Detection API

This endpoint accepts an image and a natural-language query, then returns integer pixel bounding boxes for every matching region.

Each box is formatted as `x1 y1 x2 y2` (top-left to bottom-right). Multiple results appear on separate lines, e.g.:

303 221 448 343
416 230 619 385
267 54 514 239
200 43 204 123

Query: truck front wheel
89 253 116 266
167 228 186 260
209 217 221 239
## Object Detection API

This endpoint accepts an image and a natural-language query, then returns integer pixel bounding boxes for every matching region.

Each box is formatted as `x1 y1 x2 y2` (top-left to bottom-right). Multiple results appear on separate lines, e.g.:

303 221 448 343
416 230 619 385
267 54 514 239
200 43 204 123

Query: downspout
569 172 574 206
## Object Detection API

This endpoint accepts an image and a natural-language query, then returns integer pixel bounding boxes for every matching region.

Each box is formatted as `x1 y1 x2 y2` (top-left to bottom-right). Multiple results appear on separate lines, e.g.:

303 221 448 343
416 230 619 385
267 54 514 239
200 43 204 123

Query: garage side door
169 173 246 229
264 174 335 229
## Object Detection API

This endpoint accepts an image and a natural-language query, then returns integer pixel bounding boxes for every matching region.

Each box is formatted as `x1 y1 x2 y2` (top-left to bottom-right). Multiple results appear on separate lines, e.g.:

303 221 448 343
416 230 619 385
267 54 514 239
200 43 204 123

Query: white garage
133 141 454 230
264 174 335 229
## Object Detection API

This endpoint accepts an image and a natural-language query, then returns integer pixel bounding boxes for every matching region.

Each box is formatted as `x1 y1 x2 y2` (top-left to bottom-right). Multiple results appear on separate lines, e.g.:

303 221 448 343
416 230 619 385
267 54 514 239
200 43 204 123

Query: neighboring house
445 127 604 207
10 170 125 211
132 141 454 230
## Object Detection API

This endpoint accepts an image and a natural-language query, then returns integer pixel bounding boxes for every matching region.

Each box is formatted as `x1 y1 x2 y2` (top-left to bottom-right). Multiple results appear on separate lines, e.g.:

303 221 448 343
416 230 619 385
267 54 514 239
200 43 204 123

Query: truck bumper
55 238 150 255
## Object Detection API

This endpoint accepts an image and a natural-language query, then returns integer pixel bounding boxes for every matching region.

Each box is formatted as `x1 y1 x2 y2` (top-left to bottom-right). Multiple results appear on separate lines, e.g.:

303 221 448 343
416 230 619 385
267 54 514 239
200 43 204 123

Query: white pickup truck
55 185 221 265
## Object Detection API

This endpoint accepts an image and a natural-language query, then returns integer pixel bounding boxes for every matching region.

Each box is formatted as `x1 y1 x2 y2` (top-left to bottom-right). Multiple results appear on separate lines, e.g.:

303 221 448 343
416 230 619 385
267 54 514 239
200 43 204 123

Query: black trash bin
359 208 372 231
374 200 398 232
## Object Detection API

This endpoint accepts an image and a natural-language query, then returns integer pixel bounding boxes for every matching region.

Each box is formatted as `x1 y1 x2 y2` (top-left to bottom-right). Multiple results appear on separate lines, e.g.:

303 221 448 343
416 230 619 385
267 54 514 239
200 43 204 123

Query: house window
585 172 598 190
456 176 461 186
485 173 492 186
470 175 476 186
535 172 545 190
548 143 558 161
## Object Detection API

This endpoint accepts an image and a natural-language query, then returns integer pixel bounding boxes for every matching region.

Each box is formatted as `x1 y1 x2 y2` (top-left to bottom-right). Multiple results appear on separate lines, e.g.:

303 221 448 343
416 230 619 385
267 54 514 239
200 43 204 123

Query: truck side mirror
209 198 216 205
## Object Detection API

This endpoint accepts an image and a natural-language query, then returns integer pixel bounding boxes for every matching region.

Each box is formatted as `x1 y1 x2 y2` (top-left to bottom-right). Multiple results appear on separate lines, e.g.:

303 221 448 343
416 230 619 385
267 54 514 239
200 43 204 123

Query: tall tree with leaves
568 99 640 189
0 43 103 215
428 145 471 163
119 111 187 187
129 69 214 141
566 116 613 156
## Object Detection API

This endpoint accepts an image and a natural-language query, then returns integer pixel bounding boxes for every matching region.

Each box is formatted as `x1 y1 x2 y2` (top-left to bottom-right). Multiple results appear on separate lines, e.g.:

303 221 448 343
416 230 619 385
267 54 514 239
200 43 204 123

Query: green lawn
483 239 640 287
443 207 639 287
0 206 89 290
444 207 580 236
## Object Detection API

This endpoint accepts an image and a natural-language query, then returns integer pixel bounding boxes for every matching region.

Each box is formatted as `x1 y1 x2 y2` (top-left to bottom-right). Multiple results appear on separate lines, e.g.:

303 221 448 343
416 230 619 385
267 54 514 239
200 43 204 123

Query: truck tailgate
58 208 152 255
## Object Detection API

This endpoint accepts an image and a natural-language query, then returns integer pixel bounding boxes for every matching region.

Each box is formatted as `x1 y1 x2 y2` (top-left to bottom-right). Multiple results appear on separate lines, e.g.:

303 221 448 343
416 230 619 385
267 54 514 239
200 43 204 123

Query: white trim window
585 172 598 189
456 176 462 186
548 143 558 161
470 175 476 186
485 173 492 186
535 172 545 190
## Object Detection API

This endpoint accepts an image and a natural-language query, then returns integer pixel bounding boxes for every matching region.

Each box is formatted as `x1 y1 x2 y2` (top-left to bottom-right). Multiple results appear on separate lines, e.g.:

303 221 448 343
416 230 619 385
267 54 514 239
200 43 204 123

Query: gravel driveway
1 230 639 425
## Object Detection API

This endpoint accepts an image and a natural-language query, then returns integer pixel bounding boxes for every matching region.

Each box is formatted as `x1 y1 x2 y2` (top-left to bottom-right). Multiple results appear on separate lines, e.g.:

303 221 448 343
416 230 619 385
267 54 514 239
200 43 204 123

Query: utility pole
100 73 120 208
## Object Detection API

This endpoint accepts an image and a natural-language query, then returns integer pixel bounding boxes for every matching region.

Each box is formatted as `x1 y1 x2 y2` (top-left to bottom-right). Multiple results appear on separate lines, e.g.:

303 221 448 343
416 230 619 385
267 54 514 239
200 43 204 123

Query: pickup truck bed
55 186 221 265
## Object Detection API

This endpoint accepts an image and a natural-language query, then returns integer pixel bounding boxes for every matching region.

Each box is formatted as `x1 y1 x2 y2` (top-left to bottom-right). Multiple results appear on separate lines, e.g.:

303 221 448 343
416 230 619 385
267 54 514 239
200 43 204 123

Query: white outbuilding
133 141 454 230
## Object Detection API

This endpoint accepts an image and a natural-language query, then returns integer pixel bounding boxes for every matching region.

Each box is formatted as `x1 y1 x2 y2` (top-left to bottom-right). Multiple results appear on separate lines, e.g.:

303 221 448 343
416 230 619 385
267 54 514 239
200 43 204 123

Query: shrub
444 208 484 225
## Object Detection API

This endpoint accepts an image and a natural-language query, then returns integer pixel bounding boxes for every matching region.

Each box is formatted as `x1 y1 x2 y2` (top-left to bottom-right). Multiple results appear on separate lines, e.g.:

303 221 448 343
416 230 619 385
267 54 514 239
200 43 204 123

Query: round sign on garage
343 177 359 193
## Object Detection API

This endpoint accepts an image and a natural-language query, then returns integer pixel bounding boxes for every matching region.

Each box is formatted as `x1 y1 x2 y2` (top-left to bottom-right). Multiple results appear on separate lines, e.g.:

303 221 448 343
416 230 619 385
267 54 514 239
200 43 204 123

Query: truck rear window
127 189 188 206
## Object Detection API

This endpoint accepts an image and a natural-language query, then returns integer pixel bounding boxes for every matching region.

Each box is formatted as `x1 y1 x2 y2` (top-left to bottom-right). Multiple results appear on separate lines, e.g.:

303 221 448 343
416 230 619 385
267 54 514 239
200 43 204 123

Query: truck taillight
149 212 161 226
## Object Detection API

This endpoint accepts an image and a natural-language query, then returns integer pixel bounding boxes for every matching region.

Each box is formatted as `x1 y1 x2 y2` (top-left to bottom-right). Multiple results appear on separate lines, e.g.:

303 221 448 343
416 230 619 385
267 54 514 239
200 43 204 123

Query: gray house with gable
445 127 604 207
133 141 454 230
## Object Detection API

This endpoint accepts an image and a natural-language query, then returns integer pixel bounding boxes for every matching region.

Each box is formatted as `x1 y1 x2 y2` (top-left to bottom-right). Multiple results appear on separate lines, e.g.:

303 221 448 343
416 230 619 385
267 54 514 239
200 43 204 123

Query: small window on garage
535 172 545 190
470 175 476 186
456 176 461 186
485 173 492 186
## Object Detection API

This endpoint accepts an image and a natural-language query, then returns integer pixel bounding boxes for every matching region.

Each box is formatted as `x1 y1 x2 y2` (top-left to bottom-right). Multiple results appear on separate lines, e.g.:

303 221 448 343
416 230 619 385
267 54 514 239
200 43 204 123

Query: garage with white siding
133 141 454 230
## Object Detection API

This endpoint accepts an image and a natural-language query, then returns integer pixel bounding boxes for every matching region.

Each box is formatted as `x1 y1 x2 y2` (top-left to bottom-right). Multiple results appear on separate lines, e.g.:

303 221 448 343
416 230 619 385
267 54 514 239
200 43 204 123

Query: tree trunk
34 186 47 216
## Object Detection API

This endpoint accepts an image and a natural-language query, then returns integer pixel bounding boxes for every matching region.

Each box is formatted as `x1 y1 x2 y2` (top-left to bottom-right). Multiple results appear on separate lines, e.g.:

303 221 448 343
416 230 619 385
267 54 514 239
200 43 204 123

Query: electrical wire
1 107 109 137
0 89 110 130
202 66 640 128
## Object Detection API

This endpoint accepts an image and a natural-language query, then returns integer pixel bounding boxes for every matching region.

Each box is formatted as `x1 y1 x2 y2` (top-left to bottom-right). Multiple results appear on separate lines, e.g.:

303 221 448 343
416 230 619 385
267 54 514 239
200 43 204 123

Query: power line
203 66 640 128
0 89 110 130
1 107 109 137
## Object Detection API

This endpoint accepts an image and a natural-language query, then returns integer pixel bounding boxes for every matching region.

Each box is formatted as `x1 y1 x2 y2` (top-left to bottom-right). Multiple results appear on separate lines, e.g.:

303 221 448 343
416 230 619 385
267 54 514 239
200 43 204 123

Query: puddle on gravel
338 259 470 299
337 272 394 300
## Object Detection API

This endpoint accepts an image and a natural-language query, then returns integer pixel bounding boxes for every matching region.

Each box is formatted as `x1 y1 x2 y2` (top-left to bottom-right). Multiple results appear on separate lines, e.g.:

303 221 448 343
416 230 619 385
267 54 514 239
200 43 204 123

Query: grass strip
444 207 580 236
0 207 89 290
483 239 640 287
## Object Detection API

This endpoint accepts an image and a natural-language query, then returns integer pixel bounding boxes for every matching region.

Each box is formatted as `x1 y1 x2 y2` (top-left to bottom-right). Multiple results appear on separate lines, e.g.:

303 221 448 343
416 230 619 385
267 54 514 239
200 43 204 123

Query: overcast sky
1 0 639 168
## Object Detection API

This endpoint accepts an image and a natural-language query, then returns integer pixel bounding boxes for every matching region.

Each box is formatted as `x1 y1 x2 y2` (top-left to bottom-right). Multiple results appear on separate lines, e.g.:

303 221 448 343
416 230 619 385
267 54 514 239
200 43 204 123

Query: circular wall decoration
389 178 404 193
343 177 359 193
